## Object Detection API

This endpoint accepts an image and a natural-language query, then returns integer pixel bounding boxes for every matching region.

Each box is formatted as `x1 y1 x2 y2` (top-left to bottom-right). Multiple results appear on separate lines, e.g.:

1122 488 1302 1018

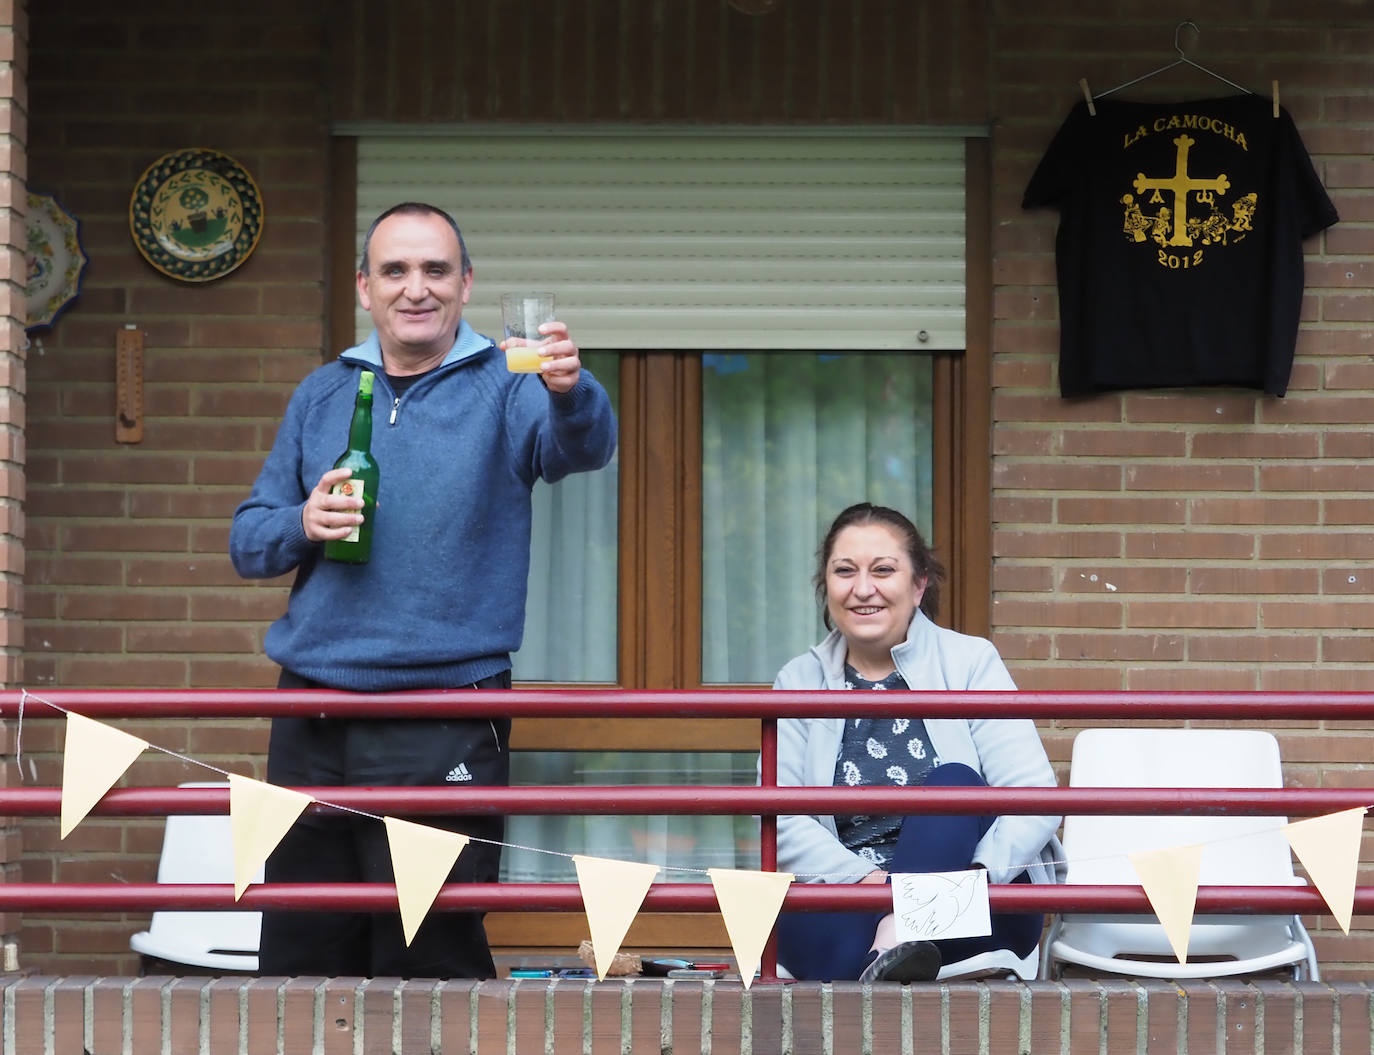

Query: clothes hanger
1077 21 1278 118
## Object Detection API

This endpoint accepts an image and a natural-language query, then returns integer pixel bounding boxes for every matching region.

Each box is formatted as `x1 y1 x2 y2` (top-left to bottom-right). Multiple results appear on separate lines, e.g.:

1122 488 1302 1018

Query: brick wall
991 2 1374 692
21 0 328 972
989 3 1374 978
3 976 1368 1055
0 0 24 975
14 0 1374 981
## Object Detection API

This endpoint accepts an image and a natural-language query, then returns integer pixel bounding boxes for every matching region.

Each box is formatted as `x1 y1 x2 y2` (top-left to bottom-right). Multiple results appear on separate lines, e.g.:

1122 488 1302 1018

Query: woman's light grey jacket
769 610 1064 887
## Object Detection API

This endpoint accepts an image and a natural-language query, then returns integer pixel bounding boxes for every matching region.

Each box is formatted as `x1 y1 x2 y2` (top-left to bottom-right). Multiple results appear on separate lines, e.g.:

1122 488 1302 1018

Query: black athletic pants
258 669 512 979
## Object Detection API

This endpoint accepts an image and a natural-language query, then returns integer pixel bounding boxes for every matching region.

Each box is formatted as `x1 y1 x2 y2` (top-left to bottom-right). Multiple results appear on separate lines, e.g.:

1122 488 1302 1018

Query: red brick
1058 566 1186 594
1263 668 1374 692
1126 463 1257 491
476 981 513 1055
1058 497 1187 525
994 461 1122 490
1190 498 1321 526
994 565 1055 592
1126 666 1260 691
1060 428 1188 457
669 980 705 1055
1123 531 1256 560
1189 634 1319 663
1056 632 1185 662
1128 601 1258 629
995 530 1123 559
994 598 1123 629
1191 567 1320 595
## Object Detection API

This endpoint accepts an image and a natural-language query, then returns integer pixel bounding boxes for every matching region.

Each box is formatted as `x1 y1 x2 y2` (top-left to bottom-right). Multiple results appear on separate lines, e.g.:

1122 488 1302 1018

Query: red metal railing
3 689 1374 970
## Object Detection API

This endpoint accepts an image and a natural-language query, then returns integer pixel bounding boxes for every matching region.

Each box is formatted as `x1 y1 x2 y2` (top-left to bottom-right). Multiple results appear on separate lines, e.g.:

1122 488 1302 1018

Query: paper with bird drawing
892 869 991 943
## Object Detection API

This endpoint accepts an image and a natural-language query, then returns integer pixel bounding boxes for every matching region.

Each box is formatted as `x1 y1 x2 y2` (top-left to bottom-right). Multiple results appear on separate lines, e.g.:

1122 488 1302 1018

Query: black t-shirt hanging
1022 95 1338 397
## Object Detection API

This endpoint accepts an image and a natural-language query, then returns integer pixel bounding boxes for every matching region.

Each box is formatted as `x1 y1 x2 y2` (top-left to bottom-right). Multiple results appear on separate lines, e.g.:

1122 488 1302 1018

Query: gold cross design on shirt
1133 134 1231 247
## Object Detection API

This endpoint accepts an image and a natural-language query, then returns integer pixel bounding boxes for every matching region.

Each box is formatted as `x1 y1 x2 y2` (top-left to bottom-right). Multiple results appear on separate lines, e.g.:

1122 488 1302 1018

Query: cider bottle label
331 478 366 544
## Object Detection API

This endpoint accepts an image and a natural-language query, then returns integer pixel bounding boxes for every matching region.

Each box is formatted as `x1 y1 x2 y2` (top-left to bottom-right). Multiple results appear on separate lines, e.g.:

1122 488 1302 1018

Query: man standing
229 202 617 977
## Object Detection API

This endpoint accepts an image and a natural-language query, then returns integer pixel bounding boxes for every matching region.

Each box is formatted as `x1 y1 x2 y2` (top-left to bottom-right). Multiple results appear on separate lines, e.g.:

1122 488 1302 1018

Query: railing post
760 714 779 981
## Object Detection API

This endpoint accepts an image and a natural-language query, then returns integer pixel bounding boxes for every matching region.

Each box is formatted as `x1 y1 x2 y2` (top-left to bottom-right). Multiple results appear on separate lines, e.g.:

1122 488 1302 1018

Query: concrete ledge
1 975 1370 1054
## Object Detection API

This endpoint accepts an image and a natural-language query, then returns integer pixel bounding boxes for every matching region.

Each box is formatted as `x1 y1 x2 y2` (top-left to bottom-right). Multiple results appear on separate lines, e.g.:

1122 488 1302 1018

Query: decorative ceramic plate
129 148 264 282
26 192 88 331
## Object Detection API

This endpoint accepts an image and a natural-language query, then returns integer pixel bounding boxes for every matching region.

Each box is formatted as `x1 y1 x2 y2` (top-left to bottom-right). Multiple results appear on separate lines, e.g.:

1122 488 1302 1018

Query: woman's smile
825 523 927 671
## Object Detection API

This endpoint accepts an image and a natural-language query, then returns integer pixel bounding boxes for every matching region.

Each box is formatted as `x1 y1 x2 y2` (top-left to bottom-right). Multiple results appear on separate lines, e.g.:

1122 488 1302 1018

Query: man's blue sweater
229 321 617 691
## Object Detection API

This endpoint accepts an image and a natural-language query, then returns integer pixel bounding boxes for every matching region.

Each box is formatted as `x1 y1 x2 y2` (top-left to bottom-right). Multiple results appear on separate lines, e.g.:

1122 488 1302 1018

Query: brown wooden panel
617 353 646 689
487 911 731 951
510 717 760 752
641 353 688 689
331 0 991 127
960 138 993 639
326 137 357 362
932 356 958 629
679 354 704 687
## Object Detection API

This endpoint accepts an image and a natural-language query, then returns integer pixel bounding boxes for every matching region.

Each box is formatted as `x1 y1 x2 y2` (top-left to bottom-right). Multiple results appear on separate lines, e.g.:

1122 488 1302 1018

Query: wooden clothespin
1272 79 1280 118
1079 78 1096 117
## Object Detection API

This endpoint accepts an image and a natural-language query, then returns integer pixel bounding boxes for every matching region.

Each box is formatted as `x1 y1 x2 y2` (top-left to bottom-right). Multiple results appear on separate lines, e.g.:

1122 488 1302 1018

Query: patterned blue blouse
831 664 940 869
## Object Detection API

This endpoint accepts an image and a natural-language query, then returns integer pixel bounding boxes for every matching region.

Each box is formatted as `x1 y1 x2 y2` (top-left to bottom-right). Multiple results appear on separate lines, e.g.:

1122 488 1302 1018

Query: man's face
356 211 474 366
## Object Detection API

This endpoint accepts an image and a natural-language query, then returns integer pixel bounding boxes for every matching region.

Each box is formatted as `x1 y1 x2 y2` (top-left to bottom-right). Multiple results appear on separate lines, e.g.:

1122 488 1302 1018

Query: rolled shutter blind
354 129 965 351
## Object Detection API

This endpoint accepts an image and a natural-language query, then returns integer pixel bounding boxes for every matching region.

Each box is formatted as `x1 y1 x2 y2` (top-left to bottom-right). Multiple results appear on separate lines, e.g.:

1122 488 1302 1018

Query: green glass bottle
323 370 379 564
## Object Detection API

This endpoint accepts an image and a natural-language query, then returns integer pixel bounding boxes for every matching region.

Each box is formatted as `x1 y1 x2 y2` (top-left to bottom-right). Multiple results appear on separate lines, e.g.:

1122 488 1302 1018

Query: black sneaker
859 940 942 984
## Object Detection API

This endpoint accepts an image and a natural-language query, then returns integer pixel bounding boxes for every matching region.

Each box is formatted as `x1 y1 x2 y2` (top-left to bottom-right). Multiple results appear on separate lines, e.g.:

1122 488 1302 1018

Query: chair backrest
155 783 251 884
132 781 261 967
1062 728 1298 888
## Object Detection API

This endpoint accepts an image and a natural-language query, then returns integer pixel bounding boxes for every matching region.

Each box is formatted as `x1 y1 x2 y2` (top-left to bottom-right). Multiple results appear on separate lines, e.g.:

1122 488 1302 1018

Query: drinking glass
501 292 556 373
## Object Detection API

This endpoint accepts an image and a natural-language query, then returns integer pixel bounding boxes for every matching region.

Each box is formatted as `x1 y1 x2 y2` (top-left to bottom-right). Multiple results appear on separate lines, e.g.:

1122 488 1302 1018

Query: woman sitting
771 502 1062 983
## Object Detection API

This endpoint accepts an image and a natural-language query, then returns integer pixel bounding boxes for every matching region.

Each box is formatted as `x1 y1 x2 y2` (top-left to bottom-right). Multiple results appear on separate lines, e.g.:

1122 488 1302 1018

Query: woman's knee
921 761 986 788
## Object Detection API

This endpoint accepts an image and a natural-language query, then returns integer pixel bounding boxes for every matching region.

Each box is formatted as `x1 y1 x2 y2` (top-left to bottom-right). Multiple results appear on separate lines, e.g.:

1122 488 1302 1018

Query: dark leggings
776 762 1045 982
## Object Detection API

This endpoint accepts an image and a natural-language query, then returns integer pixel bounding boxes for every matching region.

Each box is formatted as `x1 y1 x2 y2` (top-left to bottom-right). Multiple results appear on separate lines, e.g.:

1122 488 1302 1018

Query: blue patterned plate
26 191 88 331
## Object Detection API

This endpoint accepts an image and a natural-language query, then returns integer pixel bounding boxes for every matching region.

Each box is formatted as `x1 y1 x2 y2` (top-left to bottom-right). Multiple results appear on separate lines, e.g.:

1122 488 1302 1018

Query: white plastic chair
1042 728 1319 981
129 782 262 973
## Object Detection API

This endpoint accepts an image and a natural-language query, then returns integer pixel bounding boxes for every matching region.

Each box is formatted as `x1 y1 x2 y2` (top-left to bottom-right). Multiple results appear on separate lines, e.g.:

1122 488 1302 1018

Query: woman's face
824 523 927 657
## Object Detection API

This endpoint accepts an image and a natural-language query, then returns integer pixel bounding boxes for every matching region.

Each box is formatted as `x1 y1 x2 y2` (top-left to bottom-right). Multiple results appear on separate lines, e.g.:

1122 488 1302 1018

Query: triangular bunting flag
1284 807 1367 934
384 817 470 945
1129 843 1203 965
228 774 313 899
707 868 794 989
572 855 660 980
60 712 149 839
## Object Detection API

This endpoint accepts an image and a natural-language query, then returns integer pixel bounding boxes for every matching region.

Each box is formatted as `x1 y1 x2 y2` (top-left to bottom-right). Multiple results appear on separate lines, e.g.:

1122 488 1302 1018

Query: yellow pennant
60 712 149 839
384 817 470 945
1129 843 1204 965
572 855 660 980
708 868 794 988
1283 808 1367 935
227 775 313 900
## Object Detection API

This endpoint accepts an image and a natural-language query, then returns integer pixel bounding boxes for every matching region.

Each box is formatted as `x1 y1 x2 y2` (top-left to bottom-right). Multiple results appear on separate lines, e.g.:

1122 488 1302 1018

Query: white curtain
701 352 935 684
512 353 619 682
501 751 759 883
